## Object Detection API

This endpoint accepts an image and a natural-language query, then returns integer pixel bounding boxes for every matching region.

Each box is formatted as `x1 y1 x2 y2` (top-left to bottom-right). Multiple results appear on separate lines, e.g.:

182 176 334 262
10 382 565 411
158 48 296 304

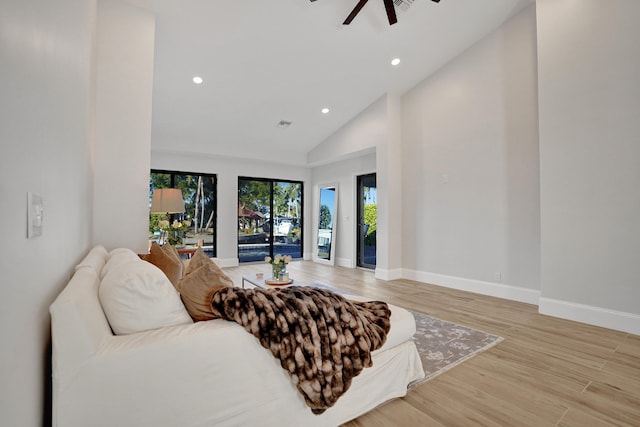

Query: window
238 177 303 262
150 170 217 257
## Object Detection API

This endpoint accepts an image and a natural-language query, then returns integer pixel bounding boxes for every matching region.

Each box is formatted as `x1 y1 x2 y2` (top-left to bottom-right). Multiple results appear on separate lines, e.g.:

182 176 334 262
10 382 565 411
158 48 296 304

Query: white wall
307 97 385 166
93 0 155 253
0 0 96 425
400 5 540 304
537 0 640 334
308 95 403 277
311 153 377 268
151 150 312 265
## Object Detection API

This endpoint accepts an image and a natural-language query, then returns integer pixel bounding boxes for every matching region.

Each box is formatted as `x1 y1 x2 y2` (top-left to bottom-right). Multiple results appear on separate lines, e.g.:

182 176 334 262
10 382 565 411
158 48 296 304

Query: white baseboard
375 268 403 281
539 297 640 335
220 256 639 334
214 257 239 268
402 269 639 334
402 269 540 305
336 257 354 268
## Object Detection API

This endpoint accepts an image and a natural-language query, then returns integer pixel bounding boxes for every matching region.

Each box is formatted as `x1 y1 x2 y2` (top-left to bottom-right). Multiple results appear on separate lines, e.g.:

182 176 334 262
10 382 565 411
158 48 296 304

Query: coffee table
241 274 307 289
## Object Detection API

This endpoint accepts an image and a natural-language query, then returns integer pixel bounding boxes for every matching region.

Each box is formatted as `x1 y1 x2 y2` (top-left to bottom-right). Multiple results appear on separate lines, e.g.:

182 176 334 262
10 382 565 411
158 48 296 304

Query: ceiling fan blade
343 0 369 25
383 0 397 25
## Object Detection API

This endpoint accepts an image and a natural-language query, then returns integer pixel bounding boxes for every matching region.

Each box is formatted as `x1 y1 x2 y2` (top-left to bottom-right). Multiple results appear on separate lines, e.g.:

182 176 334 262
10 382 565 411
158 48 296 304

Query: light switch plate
27 192 43 238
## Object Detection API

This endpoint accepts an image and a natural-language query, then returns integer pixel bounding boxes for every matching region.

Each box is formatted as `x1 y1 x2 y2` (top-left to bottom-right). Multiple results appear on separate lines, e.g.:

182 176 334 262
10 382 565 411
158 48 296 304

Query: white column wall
375 94 404 280
93 0 155 253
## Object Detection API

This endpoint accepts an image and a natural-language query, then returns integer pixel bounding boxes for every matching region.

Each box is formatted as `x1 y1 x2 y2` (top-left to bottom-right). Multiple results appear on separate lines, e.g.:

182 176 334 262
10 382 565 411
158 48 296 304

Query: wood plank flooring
223 260 640 427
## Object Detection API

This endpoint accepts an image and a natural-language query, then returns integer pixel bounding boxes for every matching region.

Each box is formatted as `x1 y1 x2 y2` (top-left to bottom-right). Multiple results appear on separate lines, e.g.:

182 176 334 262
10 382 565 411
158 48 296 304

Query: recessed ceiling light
192 76 203 84
321 108 330 114
391 58 401 66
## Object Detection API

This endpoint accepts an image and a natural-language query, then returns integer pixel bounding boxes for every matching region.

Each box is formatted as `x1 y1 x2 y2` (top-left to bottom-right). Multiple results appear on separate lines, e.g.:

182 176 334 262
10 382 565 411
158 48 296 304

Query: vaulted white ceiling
141 0 532 164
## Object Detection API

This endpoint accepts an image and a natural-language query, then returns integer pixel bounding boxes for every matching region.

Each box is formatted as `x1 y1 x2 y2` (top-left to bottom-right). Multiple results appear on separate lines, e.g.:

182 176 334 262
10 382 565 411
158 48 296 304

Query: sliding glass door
238 177 303 262
357 173 376 269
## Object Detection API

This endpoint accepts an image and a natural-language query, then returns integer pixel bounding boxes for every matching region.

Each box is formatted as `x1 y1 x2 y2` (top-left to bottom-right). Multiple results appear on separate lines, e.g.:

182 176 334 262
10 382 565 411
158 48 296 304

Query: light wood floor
224 260 640 427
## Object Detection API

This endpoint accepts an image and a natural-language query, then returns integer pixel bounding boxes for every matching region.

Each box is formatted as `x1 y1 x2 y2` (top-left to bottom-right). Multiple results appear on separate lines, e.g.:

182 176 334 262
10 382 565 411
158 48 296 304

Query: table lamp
151 188 185 245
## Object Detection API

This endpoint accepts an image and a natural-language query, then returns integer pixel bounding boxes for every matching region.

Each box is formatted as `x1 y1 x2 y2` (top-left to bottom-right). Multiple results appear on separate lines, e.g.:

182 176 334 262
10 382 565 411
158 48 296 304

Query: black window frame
237 176 304 262
150 169 218 257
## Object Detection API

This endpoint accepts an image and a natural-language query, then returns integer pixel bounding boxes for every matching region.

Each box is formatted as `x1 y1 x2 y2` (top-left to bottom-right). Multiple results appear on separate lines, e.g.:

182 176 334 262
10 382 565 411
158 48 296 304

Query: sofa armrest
54 319 294 427
345 295 417 352
50 267 112 379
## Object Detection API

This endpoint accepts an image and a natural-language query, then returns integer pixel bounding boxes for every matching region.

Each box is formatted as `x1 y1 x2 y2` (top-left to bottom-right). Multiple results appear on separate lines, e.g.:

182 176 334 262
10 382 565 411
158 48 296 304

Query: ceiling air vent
276 120 292 129
393 0 414 12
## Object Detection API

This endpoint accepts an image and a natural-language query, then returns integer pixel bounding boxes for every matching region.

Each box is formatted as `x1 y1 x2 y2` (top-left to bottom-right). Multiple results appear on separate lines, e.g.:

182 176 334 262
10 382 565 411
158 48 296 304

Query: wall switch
494 272 502 282
440 174 448 183
27 192 43 238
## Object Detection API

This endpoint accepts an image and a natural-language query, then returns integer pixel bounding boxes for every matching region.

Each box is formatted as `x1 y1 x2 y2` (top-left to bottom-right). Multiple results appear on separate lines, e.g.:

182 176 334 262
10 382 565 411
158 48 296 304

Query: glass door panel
357 173 377 269
317 186 336 261
238 178 271 262
238 178 303 262
273 181 303 259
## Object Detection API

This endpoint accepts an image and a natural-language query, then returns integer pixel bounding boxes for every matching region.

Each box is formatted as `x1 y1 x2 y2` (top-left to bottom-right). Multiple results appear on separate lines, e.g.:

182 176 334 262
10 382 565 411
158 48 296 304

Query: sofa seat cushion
99 258 192 335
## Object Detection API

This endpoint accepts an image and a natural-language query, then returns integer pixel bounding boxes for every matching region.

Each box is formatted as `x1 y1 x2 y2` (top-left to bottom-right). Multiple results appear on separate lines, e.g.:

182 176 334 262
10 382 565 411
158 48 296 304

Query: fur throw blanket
210 286 391 414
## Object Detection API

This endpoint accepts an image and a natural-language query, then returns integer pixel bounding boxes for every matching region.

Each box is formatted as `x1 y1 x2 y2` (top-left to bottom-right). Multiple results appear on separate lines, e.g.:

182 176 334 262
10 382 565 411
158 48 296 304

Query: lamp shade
151 188 185 214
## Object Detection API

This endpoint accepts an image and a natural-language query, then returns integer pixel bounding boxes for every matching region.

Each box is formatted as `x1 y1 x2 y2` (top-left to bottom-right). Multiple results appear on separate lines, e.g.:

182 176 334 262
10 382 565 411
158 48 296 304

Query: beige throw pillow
178 247 234 321
141 243 183 288
183 246 210 272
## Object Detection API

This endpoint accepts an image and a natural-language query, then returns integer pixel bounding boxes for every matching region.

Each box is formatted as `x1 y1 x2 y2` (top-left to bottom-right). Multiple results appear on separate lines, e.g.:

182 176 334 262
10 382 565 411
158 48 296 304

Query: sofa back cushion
74 245 109 274
99 258 192 335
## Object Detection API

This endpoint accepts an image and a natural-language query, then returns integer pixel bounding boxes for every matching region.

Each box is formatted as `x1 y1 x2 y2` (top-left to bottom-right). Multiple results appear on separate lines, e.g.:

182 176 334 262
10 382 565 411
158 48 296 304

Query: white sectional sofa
50 245 424 427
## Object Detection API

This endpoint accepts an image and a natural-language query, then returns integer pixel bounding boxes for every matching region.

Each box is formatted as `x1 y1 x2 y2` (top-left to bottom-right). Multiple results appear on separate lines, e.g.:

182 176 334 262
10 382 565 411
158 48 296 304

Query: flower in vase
159 218 191 246
265 254 292 278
